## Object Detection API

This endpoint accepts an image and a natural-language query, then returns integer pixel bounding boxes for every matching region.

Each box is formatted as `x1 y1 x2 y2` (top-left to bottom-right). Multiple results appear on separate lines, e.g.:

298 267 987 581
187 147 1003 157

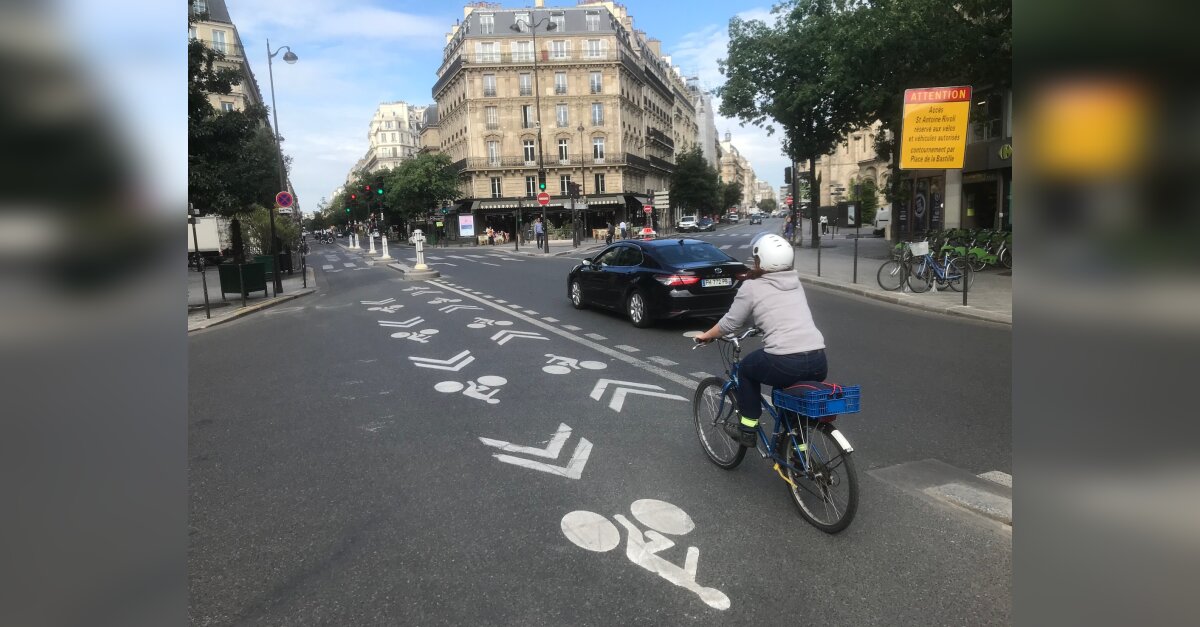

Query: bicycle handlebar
691 327 762 349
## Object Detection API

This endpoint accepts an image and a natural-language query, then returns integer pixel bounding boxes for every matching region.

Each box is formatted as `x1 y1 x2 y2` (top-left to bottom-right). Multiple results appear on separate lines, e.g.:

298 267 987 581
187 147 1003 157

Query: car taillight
656 274 701 286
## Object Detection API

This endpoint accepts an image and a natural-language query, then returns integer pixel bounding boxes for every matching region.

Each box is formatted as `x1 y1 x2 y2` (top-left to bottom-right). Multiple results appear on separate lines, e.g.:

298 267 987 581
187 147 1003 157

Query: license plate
702 278 732 287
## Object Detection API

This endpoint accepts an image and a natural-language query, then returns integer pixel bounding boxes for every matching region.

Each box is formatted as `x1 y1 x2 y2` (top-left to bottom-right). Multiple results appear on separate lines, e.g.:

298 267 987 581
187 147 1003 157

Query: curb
188 267 317 333
797 274 1012 326
383 261 440 280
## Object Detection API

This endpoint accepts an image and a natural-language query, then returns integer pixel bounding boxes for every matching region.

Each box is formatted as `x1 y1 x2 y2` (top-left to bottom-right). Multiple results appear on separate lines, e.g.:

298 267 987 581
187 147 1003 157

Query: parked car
727 212 740 224
697 217 715 232
677 215 699 232
873 206 891 236
567 239 749 328
749 213 763 225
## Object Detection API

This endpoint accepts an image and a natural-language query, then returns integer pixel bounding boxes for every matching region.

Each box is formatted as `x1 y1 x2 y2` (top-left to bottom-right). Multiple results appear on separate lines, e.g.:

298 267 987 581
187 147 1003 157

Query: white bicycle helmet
751 233 794 272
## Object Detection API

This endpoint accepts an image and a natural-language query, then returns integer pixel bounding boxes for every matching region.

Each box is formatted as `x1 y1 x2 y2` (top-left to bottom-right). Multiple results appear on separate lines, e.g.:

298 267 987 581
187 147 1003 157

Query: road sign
275 191 294 208
785 196 793 206
643 205 652 214
900 85 972 170
537 192 550 206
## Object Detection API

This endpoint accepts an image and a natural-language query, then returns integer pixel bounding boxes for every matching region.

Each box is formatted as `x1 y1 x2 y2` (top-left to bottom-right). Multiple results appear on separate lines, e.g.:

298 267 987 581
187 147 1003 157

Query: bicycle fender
829 429 854 453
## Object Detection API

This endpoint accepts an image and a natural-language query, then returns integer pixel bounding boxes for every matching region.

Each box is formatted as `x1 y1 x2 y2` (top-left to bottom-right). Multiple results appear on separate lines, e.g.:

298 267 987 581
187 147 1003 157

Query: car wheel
627 290 653 328
570 280 586 309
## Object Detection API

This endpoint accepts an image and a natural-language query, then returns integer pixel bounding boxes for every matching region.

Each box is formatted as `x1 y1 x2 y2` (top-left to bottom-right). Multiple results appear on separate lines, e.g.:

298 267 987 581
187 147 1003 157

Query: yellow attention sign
900 86 972 169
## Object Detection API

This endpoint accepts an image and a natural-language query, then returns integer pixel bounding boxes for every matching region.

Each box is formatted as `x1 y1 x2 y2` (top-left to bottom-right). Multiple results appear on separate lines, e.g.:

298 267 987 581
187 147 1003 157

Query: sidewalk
187 265 316 333
790 235 1011 325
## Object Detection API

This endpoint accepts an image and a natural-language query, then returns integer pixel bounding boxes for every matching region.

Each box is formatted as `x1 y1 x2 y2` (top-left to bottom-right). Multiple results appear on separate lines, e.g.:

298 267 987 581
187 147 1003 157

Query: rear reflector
656 274 701 286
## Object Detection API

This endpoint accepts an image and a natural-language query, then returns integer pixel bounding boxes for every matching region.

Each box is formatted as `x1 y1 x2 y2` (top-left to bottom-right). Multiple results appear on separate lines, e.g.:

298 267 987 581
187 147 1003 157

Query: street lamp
266 39 297 296
511 14 557 253
576 123 586 247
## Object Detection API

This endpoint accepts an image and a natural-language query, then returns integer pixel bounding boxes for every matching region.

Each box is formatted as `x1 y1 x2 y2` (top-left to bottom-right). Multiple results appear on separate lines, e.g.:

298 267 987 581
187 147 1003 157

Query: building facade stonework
425 1 699 238
362 101 429 173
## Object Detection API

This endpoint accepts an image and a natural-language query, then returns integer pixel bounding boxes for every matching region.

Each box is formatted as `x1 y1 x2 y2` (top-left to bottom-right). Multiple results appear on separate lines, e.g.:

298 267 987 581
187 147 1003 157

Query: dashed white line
495 299 507 303
483 295 495 299
647 356 678 366
322 264 334 270
978 470 1013 488
508 303 522 309
524 310 538 315
481 262 501 266
343 262 357 267
562 325 582 331
542 317 559 323
585 333 607 341
690 371 713 379
719 245 732 250
615 344 640 353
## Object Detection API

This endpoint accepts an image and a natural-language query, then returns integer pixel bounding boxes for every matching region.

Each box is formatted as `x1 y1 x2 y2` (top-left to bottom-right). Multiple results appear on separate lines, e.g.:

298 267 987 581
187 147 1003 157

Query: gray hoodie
717 272 825 355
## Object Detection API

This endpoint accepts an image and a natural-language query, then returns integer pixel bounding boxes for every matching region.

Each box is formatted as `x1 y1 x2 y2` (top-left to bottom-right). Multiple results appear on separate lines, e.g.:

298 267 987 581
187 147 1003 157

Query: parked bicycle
692 327 860 533
906 240 974 292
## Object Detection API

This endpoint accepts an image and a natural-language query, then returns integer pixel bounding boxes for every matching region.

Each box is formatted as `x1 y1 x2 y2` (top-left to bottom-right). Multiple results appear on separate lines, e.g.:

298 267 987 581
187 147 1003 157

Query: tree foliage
383 153 462 222
720 181 744 210
849 178 880 226
668 147 720 213
759 198 778 213
187 2 287 216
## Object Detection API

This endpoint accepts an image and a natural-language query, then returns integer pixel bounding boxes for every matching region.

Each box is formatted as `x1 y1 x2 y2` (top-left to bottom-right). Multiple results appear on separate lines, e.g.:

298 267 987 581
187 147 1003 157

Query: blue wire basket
773 384 861 418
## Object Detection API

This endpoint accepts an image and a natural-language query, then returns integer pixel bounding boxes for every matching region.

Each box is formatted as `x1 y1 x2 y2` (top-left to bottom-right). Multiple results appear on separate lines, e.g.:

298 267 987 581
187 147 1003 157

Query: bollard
411 229 428 270
963 260 969 306
350 233 358 249
852 227 859 284
368 233 377 254
817 233 822 277
379 236 391 260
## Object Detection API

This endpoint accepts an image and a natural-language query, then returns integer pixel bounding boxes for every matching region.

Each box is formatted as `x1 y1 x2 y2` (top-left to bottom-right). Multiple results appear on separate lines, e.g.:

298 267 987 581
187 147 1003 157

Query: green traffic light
345 207 350 213
377 188 384 195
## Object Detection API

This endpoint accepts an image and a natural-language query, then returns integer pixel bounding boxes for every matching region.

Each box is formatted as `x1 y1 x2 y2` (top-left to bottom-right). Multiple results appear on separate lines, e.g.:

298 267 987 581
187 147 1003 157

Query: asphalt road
189 236 1011 625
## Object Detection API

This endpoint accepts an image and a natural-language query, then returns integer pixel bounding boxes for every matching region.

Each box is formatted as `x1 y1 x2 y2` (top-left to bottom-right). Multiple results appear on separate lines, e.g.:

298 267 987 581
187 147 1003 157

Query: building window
487 140 500 166
594 173 606 193
220 101 234 112
480 14 495 35
483 74 496 97
554 72 567 94
586 39 603 58
479 42 498 63
523 139 536 163
515 41 534 63
558 138 569 162
519 72 533 96
559 175 571 194
591 103 604 125
391 132 397 142
378 132 385 143
556 104 569 127
491 176 502 198
593 137 605 160
526 176 537 197
188 26 197 40
550 13 565 32
211 29 226 54
550 40 567 60
191 0 207 15
521 105 535 128
485 106 498 129
515 12 529 32
586 11 600 31
590 71 602 94
970 93 1005 143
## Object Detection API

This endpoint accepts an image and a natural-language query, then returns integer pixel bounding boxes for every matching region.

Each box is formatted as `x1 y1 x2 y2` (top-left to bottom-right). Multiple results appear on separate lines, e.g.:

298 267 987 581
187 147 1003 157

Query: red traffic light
351 193 357 200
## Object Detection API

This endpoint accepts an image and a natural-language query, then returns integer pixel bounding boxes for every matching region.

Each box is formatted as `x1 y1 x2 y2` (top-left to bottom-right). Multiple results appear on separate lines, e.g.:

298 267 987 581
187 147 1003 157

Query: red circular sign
537 192 551 206
785 196 794 205
643 205 652 214
275 191 294 208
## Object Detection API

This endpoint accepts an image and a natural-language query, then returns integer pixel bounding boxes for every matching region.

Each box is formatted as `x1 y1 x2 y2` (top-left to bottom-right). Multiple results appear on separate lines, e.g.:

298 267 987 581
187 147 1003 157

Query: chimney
535 0 544 6
646 38 662 56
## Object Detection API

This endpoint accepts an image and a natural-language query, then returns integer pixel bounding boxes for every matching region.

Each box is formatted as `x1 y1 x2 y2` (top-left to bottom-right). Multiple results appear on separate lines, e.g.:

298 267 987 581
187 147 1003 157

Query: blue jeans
735 348 828 420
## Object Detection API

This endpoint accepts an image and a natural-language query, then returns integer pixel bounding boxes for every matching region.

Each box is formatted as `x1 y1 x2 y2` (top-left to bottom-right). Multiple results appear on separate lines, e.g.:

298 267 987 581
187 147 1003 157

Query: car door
580 246 622 306
594 245 639 307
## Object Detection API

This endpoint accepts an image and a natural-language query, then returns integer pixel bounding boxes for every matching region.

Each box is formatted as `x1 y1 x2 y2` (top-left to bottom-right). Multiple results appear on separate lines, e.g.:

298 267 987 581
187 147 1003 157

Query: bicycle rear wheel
947 257 974 292
876 259 904 291
906 260 932 293
693 377 747 469
782 420 859 533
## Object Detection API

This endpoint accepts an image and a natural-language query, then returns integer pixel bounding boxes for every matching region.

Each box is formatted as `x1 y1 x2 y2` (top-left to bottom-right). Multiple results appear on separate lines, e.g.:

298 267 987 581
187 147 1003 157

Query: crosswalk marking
322 264 334 270
343 262 357 267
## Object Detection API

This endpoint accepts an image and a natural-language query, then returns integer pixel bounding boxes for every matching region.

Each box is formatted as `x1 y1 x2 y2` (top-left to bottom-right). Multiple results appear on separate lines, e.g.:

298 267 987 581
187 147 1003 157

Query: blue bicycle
693 328 860 533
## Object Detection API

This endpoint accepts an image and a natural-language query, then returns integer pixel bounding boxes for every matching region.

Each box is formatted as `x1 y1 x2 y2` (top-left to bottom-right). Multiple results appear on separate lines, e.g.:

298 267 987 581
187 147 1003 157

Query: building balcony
519 87 533 96
555 86 568 95
465 154 625 171
556 120 570 128
486 122 500 130
483 88 497 97
591 118 605 126
590 85 603 94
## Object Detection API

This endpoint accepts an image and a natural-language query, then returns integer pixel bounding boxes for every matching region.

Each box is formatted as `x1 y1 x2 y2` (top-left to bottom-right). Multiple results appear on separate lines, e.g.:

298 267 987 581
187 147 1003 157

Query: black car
697 218 715 232
749 213 763 225
567 239 748 328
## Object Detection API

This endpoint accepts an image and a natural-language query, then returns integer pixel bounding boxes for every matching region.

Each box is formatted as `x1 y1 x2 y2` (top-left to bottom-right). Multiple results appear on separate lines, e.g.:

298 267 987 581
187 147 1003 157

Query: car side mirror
582 257 593 265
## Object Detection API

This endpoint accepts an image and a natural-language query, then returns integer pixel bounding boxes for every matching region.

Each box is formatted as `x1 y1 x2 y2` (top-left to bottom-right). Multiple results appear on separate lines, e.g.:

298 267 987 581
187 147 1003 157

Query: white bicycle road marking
467 317 514 329
434 375 507 404
479 423 593 480
542 354 608 375
589 379 687 412
390 329 439 343
561 499 729 610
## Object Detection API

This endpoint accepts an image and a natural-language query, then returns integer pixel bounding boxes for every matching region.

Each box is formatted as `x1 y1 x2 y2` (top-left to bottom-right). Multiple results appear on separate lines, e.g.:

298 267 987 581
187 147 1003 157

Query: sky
225 0 786 214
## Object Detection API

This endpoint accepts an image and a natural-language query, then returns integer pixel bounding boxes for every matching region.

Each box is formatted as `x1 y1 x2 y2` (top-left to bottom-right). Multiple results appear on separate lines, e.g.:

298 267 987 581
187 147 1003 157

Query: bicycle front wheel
783 421 859 533
948 257 975 292
693 377 747 469
906 260 932 293
876 259 904 291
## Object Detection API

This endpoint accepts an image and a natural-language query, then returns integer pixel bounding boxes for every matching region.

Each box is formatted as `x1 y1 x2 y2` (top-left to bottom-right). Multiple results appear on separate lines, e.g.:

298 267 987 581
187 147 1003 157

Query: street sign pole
189 212 210 319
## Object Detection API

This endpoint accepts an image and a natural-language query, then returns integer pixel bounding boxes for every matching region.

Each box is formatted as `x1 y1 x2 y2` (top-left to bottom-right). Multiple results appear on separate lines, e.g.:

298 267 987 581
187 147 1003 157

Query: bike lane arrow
479 423 593 480
590 379 687 412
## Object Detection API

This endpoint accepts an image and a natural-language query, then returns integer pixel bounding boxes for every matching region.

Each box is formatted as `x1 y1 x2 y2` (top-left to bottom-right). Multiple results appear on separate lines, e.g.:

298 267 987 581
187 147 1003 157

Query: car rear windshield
653 243 735 266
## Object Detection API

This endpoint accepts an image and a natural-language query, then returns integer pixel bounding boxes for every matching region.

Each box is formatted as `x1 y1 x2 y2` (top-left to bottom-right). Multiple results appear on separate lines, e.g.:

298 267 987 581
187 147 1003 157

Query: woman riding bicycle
694 234 827 446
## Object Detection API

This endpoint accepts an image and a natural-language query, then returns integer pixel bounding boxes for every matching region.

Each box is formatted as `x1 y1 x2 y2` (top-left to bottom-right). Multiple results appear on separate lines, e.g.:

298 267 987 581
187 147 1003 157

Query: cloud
668 7 790 195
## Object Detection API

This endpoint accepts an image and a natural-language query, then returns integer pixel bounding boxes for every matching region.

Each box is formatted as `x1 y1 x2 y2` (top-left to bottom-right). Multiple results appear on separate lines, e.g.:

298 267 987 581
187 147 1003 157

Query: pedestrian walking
820 215 828 235
605 221 614 245
619 220 628 239
783 216 794 240
534 217 545 249
487 226 495 245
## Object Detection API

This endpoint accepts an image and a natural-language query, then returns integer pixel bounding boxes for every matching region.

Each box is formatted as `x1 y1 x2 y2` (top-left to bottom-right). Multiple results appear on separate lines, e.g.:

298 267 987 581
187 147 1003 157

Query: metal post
515 205 521 252
265 39 287 296
853 223 859 284
817 231 822 277
963 259 969 306
189 216 211 319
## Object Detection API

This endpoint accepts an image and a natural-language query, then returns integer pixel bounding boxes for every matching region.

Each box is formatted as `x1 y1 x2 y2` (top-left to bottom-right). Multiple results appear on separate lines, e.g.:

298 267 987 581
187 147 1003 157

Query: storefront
961 138 1012 231
895 172 947 237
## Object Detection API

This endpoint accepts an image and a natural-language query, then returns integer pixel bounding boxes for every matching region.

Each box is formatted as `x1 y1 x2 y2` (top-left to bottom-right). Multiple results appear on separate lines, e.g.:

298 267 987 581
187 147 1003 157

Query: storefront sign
459 215 475 237
900 86 972 169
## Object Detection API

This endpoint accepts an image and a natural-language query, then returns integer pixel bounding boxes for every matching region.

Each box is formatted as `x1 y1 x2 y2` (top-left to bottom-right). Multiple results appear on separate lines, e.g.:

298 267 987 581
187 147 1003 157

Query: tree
720 181 744 210
187 3 283 216
719 0 1011 240
240 205 299 255
759 198 778 213
383 153 462 222
668 147 720 214
849 178 879 226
